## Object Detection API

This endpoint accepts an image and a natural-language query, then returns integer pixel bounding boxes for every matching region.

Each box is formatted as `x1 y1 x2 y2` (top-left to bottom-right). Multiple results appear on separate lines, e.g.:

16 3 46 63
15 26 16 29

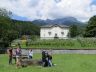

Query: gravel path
13 49 96 54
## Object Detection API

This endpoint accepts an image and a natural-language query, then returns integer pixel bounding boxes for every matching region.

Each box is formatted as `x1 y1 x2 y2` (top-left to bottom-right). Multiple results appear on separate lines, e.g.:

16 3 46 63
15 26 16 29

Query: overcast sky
0 0 96 22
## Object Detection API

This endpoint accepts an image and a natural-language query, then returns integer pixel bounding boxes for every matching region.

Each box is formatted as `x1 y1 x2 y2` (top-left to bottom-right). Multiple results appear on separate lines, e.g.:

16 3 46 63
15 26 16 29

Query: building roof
41 24 69 28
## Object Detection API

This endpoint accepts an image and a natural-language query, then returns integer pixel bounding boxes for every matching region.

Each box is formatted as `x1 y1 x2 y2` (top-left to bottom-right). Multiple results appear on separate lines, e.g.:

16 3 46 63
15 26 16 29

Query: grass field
0 54 96 72
11 38 96 49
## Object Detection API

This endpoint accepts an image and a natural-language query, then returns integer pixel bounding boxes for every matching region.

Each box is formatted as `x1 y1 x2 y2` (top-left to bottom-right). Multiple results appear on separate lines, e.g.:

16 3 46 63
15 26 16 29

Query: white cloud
0 0 96 22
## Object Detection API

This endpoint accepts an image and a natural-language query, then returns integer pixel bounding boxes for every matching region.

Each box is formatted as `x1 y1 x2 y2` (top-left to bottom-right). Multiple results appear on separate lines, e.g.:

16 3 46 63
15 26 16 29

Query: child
28 49 33 59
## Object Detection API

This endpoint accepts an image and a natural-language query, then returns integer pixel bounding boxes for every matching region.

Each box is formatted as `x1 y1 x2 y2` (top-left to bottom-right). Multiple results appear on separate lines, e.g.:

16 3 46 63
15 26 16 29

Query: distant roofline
41 24 69 28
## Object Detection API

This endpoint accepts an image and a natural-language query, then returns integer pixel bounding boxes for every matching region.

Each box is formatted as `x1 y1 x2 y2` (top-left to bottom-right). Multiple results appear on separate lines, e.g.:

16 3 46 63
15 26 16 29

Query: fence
0 48 7 54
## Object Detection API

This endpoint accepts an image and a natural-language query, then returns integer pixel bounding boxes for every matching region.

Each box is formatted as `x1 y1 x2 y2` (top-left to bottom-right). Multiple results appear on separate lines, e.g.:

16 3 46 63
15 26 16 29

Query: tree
0 8 18 48
0 8 40 48
0 8 12 18
0 8 12 25
69 25 79 38
84 15 96 37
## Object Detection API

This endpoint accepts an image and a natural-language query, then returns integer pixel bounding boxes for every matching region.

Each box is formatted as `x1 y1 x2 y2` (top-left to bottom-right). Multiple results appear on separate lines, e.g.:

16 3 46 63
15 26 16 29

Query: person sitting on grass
42 50 47 67
42 50 53 67
47 53 53 67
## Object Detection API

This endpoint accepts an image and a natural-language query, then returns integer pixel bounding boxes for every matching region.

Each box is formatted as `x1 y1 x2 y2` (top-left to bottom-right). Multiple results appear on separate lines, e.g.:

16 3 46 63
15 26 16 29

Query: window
61 32 64 35
54 33 58 39
48 32 51 35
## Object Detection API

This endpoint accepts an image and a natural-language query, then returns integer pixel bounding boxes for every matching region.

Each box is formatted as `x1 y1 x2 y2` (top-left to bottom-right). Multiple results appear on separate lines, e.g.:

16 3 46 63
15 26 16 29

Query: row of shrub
11 38 96 49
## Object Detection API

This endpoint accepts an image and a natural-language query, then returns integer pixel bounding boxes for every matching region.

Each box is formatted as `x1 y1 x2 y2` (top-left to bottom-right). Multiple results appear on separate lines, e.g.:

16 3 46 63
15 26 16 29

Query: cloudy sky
0 0 96 22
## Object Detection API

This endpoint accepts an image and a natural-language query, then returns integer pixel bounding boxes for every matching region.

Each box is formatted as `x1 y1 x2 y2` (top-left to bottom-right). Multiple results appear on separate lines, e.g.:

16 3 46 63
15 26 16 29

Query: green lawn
11 38 96 49
0 54 96 72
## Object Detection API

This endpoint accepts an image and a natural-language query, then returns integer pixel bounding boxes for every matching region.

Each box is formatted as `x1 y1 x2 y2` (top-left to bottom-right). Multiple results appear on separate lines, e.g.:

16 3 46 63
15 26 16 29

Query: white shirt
29 50 33 57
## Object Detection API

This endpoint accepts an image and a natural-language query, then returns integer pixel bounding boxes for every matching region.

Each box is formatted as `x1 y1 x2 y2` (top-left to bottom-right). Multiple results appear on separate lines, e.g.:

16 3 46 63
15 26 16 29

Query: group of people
7 47 33 65
7 47 53 67
7 47 22 65
42 50 53 67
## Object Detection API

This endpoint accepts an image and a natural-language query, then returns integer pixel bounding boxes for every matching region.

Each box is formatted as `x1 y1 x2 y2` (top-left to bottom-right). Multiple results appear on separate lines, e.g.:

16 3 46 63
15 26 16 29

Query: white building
40 24 69 39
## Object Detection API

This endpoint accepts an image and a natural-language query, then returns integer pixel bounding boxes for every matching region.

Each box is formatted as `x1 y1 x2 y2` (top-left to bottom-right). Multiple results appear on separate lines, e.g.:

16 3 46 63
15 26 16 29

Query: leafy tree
0 8 12 18
31 35 39 41
0 8 40 48
84 15 96 37
69 25 79 38
0 8 18 47
12 20 40 36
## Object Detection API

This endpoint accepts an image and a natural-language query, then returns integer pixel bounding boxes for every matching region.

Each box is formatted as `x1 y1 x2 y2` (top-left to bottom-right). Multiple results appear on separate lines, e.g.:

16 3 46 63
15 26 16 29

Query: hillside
12 19 40 35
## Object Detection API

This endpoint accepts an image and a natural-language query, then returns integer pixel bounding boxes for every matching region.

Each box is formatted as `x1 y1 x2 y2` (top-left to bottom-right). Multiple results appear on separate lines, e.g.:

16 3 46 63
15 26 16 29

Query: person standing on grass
12 50 16 64
15 48 22 63
7 47 13 65
28 49 33 59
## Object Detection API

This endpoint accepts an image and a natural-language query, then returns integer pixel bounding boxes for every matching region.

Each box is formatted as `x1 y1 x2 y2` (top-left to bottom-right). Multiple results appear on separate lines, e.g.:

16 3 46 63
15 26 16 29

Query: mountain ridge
32 17 84 26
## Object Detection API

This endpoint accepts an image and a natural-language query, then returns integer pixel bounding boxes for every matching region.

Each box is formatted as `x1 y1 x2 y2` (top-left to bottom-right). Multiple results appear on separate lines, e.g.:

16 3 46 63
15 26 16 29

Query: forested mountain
12 20 40 36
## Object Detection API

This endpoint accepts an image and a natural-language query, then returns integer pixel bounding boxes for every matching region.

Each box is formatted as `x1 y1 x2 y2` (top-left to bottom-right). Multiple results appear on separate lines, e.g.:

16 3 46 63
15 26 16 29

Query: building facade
40 24 69 39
